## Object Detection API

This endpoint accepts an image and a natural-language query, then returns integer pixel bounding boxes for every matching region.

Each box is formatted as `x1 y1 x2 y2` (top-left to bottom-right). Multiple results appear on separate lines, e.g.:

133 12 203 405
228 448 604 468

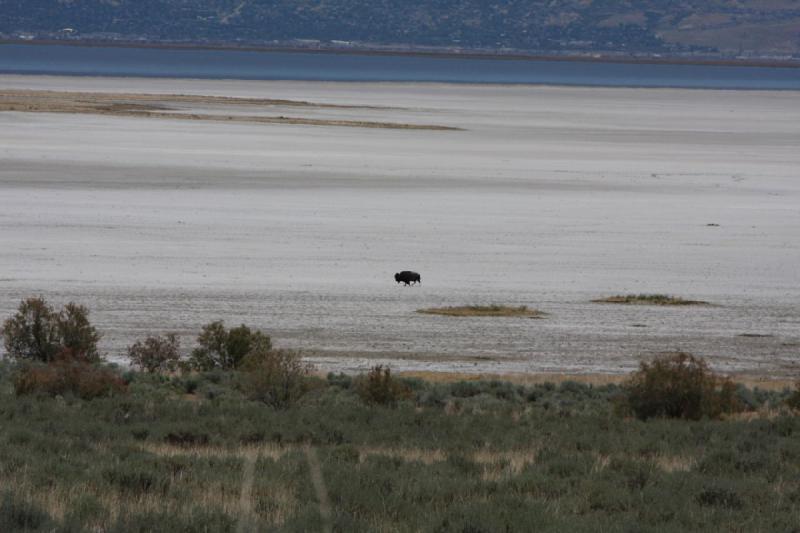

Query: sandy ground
0 75 798 378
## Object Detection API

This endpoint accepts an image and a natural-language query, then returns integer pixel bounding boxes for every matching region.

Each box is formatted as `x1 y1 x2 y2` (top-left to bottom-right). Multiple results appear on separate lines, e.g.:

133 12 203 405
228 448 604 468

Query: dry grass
473 448 539 481
0 89 462 131
138 441 291 460
591 294 710 306
1 474 245 524
416 305 546 318
358 446 446 465
652 454 697 473
397 370 627 386
358 446 541 482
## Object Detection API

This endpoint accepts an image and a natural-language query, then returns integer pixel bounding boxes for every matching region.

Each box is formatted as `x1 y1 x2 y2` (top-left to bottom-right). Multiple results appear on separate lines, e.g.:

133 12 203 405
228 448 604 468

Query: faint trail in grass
237 451 258 533
304 446 333 533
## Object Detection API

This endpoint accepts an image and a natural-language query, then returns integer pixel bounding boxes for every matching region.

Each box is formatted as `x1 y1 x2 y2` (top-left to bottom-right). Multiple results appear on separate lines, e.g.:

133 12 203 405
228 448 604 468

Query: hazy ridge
3 0 800 60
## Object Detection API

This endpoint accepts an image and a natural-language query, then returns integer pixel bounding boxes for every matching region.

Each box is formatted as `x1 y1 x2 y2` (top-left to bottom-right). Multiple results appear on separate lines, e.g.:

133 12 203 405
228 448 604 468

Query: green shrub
102 464 169 495
2 297 100 363
189 321 271 370
239 348 312 408
127 333 181 373
620 352 742 420
63 493 105 528
326 372 353 389
695 483 744 510
353 366 412 407
786 382 800 410
164 431 210 447
110 508 236 533
2 297 61 362
172 375 199 394
0 491 53 532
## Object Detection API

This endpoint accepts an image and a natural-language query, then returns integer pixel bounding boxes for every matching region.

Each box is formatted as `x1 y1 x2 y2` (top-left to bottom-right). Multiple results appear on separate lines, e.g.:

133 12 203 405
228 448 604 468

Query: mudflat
1 75 798 378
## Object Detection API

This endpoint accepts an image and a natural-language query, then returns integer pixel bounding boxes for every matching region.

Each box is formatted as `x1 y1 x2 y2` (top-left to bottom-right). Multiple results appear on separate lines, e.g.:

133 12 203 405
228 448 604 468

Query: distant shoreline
3 38 800 70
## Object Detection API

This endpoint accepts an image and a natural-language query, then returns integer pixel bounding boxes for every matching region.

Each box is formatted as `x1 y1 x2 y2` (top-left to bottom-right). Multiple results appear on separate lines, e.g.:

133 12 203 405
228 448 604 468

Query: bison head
394 273 400 283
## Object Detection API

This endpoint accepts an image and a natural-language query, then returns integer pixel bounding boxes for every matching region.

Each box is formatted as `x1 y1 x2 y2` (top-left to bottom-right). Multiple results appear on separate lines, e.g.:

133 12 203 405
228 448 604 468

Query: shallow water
2 44 800 89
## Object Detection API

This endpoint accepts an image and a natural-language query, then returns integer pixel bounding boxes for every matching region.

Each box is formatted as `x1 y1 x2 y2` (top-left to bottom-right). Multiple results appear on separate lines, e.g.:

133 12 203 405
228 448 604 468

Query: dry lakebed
0 74 798 379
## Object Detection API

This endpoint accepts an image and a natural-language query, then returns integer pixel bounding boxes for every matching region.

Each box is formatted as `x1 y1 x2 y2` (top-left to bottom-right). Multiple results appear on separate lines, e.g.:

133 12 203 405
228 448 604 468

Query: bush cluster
189 321 271 371
354 366 412 406
1 297 100 362
13 349 127 400
620 352 742 420
127 333 181 374
786 383 800 410
238 347 312 408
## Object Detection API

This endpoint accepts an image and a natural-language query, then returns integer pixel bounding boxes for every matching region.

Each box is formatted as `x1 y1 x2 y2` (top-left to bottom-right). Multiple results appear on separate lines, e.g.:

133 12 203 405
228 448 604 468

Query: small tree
2 298 61 362
354 366 412 407
127 334 181 373
2 298 101 363
57 303 100 362
239 347 312 408
621 352 741 420
190 321 271 371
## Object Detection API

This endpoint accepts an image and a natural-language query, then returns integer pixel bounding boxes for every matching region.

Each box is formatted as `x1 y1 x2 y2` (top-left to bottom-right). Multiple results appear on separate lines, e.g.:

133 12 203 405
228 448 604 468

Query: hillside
2 1 800 61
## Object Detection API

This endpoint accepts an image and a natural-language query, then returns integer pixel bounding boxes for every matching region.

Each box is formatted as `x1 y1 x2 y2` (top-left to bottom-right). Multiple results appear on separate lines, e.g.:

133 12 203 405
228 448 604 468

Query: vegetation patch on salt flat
417 305 546 318
592 294 710 306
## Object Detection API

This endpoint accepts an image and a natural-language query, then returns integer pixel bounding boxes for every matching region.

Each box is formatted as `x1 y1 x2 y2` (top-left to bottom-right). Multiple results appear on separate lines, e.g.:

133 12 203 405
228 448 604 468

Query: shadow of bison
395 271 421 286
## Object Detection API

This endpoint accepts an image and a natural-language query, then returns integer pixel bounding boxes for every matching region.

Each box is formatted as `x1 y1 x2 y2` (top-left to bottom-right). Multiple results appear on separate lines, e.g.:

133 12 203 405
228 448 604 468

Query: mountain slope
2 0 800 58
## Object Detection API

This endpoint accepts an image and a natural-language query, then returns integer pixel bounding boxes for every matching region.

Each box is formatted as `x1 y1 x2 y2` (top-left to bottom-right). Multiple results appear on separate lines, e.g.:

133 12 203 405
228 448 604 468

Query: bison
395 271 421 286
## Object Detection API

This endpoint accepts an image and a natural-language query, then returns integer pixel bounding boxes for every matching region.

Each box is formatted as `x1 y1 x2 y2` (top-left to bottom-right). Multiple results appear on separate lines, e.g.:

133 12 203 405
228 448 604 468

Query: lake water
1 43 799 89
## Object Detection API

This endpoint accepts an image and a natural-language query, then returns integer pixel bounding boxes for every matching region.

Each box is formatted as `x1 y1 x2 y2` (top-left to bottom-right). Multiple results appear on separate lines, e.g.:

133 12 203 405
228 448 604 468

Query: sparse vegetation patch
417 305 546 318
0 90 461 131
3 299 799 531
592 294 710 306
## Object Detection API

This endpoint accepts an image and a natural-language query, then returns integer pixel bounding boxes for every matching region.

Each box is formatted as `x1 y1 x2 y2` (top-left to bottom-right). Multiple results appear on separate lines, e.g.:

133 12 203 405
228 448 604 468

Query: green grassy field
1 363 799 532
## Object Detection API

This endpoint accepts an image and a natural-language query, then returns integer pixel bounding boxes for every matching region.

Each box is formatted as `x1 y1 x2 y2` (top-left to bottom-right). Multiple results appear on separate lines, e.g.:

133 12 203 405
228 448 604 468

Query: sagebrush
354 365 412 406
620 352 742 420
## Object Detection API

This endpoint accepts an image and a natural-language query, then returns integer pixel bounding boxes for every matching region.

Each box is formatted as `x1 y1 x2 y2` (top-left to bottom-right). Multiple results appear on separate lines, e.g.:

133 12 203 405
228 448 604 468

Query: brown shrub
14 349 127 400
354 366 412 407
239 347 312 408
57 303 101 362
13 365 61 396
620 352 742 420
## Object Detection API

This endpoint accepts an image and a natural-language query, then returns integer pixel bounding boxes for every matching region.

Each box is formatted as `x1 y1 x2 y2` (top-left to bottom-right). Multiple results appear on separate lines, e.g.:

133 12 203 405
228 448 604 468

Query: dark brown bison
394 271 421 286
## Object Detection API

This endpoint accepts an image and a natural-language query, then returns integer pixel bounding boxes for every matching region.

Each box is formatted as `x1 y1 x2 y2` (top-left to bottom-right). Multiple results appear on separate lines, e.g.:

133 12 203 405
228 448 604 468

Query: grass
416 305 546 318
1 363 799 531
592 294 710 306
